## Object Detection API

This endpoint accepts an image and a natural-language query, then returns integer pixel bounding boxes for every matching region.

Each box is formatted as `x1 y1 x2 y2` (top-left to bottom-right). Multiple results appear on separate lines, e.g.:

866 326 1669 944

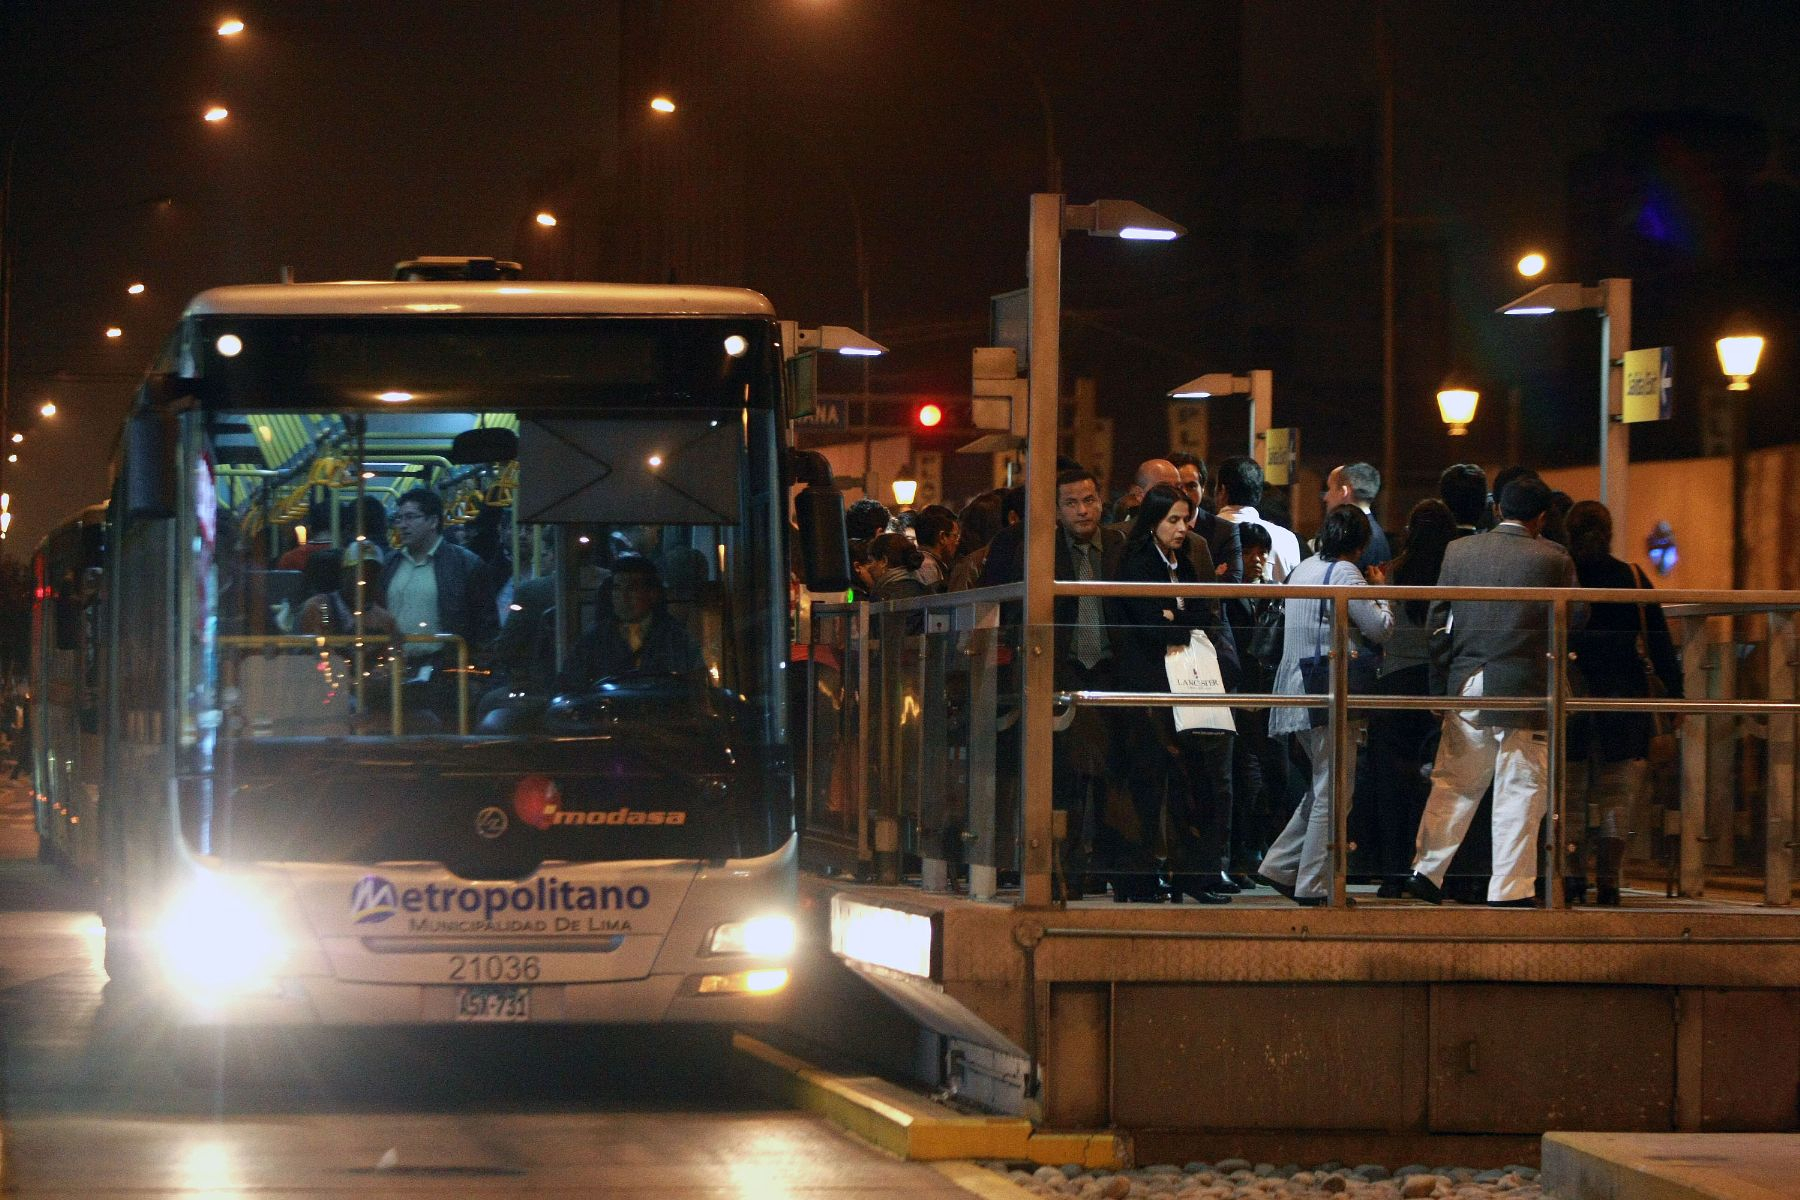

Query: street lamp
1498 277 1632 519
1716 333 1764 391
1166 370 1273 460
38 400 55 418
216 19 245 37
1020 192 1184 906
649 96 677 114
891 475 917 507
127 282 145 295
1436 384 1480 436
1716 328 1766 590
534 211 557 228
1517 252 1547 278
202 106 229 123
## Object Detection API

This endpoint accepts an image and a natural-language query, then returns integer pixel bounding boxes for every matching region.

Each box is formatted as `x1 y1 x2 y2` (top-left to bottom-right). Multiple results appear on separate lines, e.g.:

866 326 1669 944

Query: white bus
84 265 846 1028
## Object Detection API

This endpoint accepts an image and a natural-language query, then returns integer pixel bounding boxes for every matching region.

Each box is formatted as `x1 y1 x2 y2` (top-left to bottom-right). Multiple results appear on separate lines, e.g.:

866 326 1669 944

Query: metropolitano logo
349 874 400 925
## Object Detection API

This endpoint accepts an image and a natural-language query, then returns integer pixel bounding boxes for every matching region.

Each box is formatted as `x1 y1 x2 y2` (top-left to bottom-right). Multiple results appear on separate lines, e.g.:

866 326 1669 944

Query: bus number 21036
447 954 541 983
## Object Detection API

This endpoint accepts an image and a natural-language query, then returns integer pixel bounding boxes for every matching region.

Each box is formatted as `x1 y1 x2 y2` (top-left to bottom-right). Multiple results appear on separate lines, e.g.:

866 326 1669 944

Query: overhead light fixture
127 282 146 295
217 18 245 36
1517 252 1547 278
376 391 413 404
203 106 229 123
723 335 748 358
649 96 677 114
534 212 557 227
215 333 243 357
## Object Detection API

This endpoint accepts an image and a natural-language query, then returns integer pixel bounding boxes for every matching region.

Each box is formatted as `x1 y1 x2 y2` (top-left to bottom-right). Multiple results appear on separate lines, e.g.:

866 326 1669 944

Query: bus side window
53 573 81 652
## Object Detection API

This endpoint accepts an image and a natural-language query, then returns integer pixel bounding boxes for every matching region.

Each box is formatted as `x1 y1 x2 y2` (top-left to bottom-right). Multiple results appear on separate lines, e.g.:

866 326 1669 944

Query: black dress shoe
1405 872 1443 904
1254 873 1296 899
1375 879 1406 899
1488 897 1536 908
1228 873 1257 890
1169 874 1231 904
1211 872 1243 894
1293 894 1328 907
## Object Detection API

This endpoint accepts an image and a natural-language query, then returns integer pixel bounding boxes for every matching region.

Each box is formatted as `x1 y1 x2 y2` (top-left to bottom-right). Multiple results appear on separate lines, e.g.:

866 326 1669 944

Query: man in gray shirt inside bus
382 487 498 686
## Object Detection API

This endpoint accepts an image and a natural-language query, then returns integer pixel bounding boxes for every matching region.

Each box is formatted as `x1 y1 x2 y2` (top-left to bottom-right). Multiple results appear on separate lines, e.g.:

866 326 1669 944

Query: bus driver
559 554 704 689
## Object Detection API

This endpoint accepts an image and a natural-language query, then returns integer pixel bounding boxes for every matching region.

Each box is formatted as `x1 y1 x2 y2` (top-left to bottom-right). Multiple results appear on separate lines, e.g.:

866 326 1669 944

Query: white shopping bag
1165 630 1235 734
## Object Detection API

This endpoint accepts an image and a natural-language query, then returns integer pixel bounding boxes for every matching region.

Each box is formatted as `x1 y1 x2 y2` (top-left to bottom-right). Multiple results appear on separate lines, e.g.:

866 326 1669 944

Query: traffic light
915 402 943 428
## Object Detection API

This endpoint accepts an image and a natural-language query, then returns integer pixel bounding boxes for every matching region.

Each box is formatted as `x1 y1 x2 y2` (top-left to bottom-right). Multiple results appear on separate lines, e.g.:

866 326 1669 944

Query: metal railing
220 632 473 735
801 579 1800 909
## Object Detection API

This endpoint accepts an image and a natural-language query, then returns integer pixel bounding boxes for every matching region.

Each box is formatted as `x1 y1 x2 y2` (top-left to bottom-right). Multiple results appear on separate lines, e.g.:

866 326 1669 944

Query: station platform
792 873 1800 1167
1541 1132 1800 1200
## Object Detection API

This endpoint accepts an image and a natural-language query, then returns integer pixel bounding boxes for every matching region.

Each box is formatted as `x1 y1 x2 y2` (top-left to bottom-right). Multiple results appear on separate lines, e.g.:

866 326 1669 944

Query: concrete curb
1542 1131 1800 1200
731 1032 1124 1167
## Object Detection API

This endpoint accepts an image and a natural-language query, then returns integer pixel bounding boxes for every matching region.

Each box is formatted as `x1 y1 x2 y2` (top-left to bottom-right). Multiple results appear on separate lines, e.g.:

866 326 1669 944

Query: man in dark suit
1169 452 1244 584
979 467 1126 898
1409 476 1584 906
1323 462 1390 570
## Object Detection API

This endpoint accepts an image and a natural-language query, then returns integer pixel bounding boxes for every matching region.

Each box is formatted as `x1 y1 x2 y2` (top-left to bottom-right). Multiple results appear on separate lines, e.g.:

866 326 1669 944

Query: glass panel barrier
798 582 1799 909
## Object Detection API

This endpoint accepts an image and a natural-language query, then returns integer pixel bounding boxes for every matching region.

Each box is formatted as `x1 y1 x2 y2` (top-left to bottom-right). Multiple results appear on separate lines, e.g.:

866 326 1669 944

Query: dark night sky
4 0 1797 551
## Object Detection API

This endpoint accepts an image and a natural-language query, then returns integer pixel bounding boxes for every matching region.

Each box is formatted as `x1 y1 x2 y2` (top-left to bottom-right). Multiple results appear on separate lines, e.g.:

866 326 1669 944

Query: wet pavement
0 776 977 1197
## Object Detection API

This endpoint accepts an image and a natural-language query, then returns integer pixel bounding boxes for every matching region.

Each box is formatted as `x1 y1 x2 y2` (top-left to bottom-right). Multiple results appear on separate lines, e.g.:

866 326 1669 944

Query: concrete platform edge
1541 1131 1800 1200
731 1032 1125 1167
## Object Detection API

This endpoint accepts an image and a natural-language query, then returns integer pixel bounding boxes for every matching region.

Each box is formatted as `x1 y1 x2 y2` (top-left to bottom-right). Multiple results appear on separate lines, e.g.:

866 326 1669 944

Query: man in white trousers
1408 475 1583 906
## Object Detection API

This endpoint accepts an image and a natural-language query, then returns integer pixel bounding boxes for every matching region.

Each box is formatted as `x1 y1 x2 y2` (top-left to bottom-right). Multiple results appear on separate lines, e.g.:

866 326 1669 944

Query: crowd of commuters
841 450 1682 908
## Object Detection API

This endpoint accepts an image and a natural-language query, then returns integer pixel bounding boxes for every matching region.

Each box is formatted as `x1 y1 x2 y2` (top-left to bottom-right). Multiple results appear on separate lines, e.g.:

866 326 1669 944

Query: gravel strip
981 1159 1544 1200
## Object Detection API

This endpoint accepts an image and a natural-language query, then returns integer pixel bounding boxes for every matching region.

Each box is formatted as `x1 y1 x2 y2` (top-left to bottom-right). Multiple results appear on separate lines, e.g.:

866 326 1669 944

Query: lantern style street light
891 475 917 507
1437 385 1480 436
1716 333 1764 391
1517 252 1547 278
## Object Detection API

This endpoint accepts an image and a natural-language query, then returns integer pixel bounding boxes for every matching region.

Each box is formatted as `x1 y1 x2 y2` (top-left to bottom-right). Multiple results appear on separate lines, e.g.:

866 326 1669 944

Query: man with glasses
381 488 499 722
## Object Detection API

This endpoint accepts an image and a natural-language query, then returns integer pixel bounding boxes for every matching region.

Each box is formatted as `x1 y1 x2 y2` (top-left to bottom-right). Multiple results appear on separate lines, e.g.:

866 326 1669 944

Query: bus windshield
183 396 789 871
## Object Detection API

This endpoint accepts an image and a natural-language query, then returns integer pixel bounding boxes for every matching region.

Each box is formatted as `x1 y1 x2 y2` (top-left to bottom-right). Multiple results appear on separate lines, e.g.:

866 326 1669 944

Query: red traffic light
916 403 943 428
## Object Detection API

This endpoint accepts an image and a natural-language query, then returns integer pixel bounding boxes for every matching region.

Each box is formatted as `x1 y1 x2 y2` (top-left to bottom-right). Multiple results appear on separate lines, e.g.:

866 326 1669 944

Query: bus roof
183 281 777 318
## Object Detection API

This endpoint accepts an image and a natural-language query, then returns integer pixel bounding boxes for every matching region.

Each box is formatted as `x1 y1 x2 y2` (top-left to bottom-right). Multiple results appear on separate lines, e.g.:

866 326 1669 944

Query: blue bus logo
350 874 399 924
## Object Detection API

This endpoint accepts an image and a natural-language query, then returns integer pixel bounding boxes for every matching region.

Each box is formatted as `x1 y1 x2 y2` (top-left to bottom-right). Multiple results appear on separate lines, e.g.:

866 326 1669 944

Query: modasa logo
347 873 651 926
511 774 686 829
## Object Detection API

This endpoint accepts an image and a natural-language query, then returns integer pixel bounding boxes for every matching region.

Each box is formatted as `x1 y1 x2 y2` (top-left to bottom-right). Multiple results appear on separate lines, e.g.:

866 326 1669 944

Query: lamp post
1167 370 1274 462
1436 384 1479 437
1716 330 1765 591
1498 278 1632 526
1022 193 1184 907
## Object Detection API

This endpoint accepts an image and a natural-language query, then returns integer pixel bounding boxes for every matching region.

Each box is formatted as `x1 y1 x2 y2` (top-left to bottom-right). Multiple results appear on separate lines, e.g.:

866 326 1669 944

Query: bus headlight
154 873 289 998
708 914 797 958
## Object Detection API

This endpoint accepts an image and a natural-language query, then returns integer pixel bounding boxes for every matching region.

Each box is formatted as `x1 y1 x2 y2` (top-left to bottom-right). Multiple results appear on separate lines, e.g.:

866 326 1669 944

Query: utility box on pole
972 347 1028 434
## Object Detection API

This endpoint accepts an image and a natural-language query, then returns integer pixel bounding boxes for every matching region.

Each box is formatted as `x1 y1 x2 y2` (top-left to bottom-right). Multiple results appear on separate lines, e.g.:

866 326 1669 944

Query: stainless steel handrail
800 579 1800 911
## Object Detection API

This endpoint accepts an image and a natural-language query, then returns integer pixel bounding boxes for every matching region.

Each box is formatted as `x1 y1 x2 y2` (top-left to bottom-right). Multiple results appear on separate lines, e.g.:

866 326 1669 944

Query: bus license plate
455 985 530 1022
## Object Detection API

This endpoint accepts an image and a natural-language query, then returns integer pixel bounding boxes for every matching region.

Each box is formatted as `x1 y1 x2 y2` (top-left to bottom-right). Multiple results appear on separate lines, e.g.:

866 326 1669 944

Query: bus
84 267 847 1028
28 503 107 877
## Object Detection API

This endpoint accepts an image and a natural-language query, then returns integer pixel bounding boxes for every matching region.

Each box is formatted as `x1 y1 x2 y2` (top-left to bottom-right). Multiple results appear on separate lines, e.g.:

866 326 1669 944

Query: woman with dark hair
1363 498 1458 896
857 532 928 602
1564 499 1683 905
1257 504 1392 905
1105 483 1237 903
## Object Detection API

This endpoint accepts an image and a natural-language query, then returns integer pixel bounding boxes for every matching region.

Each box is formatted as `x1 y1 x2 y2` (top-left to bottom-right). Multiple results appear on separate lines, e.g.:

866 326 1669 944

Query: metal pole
1546 597 1568 908
1377 1 1397 532
1679 615 1710 897
1766 611 1795 906
1328 592 1351 908
1599 278 1631 526
1022 192 1063 908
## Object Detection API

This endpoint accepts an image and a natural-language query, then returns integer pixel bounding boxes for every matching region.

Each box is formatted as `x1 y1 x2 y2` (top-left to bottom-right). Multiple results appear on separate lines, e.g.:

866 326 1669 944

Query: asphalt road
0 777 978 1198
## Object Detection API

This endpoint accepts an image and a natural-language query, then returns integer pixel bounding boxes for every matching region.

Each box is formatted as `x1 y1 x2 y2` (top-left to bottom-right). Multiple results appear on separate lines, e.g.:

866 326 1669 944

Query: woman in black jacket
1565 500 1684 905
1106 484 1236 904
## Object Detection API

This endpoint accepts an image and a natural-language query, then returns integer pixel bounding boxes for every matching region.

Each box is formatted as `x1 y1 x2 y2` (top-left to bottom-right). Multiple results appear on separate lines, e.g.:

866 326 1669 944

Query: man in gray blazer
1409 475 1582 906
